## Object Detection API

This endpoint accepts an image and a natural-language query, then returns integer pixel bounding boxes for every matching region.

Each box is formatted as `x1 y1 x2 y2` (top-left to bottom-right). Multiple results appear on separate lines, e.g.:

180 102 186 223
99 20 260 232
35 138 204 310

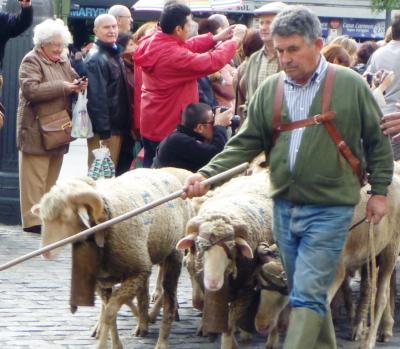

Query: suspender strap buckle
275 110 336 132
313 114 321 124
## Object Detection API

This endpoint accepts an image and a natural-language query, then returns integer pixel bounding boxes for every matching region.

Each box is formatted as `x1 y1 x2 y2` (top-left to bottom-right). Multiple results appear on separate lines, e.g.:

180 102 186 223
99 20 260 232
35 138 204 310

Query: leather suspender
272 64 363 184
272 74 285 144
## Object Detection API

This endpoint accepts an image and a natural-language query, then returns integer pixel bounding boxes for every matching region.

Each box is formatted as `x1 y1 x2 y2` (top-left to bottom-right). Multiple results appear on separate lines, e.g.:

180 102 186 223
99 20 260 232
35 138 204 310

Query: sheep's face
203 245 231 291
177 221 252 292
198 220 234 292
40 205 83 260
32 178 105 260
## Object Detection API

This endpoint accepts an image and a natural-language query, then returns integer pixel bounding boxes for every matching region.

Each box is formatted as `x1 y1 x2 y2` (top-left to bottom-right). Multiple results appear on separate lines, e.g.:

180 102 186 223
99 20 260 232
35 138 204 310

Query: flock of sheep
31 159 400 349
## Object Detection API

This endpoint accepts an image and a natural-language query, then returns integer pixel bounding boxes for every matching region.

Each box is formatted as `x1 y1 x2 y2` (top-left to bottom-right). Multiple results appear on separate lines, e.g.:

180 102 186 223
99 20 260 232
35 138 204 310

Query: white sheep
176 172 274 349
32 168 193 349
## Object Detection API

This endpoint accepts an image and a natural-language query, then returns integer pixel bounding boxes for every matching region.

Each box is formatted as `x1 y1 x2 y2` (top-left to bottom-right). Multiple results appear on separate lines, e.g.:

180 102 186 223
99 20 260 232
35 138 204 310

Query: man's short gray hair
33 19 72 47
94 14 116 29
208 14 229 30
108 4 130 18
271 6 322 43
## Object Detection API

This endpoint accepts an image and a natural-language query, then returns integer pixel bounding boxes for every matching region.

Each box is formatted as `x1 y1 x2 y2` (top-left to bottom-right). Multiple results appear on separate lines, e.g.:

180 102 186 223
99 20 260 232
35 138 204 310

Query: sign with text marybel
70 5 108 18
342 18 385 39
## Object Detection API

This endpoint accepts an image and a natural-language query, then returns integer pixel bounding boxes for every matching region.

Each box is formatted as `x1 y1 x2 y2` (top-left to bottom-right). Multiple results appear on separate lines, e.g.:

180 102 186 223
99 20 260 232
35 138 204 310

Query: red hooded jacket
134 30 237 142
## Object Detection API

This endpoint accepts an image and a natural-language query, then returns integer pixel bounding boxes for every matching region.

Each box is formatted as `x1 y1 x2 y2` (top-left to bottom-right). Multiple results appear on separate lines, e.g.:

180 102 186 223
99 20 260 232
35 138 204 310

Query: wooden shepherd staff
0 163 249 272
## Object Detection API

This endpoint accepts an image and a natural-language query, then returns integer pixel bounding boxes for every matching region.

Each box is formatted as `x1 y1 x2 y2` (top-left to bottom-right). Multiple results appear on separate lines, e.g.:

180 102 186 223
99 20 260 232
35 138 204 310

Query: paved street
0 140 399 348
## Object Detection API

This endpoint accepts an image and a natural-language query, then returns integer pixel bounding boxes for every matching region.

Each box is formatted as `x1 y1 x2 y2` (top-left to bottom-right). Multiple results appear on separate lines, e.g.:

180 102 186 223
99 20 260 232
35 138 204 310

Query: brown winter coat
16 48 79 155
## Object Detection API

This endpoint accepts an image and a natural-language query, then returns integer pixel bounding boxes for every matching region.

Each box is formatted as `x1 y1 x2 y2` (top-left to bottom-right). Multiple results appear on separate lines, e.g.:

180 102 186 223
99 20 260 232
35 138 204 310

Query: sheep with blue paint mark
176 172 274 349
32 168 194 349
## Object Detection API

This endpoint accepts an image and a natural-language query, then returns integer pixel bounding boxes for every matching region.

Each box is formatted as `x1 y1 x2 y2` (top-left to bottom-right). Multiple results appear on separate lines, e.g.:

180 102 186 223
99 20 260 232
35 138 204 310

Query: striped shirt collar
284 54 328 88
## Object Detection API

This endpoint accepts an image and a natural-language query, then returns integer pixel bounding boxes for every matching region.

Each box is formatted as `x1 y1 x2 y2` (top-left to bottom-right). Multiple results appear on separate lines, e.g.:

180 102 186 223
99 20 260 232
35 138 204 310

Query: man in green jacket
243 2 287 103
184 6 393 349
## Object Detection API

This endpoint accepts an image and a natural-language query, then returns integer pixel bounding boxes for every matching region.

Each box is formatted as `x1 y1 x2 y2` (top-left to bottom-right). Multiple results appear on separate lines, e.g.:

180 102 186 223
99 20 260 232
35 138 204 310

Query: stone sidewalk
0 225 400 349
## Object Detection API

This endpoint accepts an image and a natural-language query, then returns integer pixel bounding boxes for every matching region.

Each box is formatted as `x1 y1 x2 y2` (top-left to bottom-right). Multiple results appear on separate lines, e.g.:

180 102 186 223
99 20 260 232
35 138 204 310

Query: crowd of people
2 1 400 347
1 1 399 234
0 0 400 349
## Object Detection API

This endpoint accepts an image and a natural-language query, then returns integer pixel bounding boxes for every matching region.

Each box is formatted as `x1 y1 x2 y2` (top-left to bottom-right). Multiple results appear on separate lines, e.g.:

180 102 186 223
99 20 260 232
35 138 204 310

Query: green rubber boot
283 307 323 349
315 309 337 349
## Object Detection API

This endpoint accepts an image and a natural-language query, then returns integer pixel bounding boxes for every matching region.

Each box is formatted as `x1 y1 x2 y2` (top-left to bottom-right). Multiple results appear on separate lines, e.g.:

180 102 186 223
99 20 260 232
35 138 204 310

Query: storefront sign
70 5 108 18
236 2 255 12
342 18 385 39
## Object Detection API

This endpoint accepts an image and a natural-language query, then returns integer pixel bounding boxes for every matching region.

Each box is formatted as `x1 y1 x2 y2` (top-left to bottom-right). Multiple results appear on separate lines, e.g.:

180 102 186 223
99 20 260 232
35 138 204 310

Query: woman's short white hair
33 18 72 47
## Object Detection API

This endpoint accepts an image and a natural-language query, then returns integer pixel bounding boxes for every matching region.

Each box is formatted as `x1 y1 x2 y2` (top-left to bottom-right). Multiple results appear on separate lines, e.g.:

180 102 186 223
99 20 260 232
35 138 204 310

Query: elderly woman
17 19 86 233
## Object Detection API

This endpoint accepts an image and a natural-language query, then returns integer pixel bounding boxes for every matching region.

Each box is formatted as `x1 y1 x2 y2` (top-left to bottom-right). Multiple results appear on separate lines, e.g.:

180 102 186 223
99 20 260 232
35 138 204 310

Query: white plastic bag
87 146 115 180
71 90 94 138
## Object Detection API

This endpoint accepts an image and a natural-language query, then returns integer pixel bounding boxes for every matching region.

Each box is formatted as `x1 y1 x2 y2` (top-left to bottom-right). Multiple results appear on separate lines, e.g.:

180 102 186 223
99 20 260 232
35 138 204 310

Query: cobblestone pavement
0 225 400 349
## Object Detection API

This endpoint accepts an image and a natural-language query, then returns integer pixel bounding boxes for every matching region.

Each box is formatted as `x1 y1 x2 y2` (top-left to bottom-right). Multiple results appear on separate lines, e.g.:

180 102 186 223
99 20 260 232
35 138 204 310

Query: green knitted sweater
200 65 393 205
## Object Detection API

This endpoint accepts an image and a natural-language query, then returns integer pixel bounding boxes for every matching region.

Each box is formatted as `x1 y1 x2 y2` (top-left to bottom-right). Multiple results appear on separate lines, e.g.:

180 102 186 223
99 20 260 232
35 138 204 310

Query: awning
132 0 242 12
71 0 133 7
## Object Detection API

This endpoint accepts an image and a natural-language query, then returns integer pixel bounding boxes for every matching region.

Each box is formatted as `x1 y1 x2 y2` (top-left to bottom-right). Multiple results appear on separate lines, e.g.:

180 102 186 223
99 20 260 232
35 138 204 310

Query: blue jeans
273 199 354 316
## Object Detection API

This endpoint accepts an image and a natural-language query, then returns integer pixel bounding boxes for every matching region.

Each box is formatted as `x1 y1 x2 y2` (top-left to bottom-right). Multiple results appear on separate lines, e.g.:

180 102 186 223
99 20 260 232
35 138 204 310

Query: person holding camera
152 103 231 172
17 19 86 234
134 3 246 168
0 0 33 129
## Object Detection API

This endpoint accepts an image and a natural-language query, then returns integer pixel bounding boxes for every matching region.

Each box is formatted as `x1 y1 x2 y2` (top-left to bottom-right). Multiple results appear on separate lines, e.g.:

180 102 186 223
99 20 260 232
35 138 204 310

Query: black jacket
153 124 228 172
85 40 131 139
0 6 33 69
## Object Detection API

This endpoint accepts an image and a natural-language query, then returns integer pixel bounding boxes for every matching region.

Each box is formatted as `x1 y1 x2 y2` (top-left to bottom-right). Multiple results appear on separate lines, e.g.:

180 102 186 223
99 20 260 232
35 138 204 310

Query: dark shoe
23 225 41 234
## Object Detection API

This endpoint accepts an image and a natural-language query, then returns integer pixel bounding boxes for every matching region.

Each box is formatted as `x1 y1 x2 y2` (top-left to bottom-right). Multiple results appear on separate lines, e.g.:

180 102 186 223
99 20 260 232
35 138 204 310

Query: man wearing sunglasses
153 103 232 172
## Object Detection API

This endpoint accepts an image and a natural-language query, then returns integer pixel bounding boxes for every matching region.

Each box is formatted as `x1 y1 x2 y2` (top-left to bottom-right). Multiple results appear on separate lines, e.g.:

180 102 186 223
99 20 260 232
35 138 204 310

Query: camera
214 106 241 134
75 76 87 85
230 115 241 134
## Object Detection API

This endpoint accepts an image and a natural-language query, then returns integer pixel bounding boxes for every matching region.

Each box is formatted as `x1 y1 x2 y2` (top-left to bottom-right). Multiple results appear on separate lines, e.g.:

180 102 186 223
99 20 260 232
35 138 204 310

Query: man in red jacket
134 3 245 167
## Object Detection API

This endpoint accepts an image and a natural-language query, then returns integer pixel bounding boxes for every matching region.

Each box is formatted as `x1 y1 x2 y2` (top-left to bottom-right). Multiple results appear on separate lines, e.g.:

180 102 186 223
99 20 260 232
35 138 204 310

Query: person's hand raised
213 25 235 43
232 24 247 44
